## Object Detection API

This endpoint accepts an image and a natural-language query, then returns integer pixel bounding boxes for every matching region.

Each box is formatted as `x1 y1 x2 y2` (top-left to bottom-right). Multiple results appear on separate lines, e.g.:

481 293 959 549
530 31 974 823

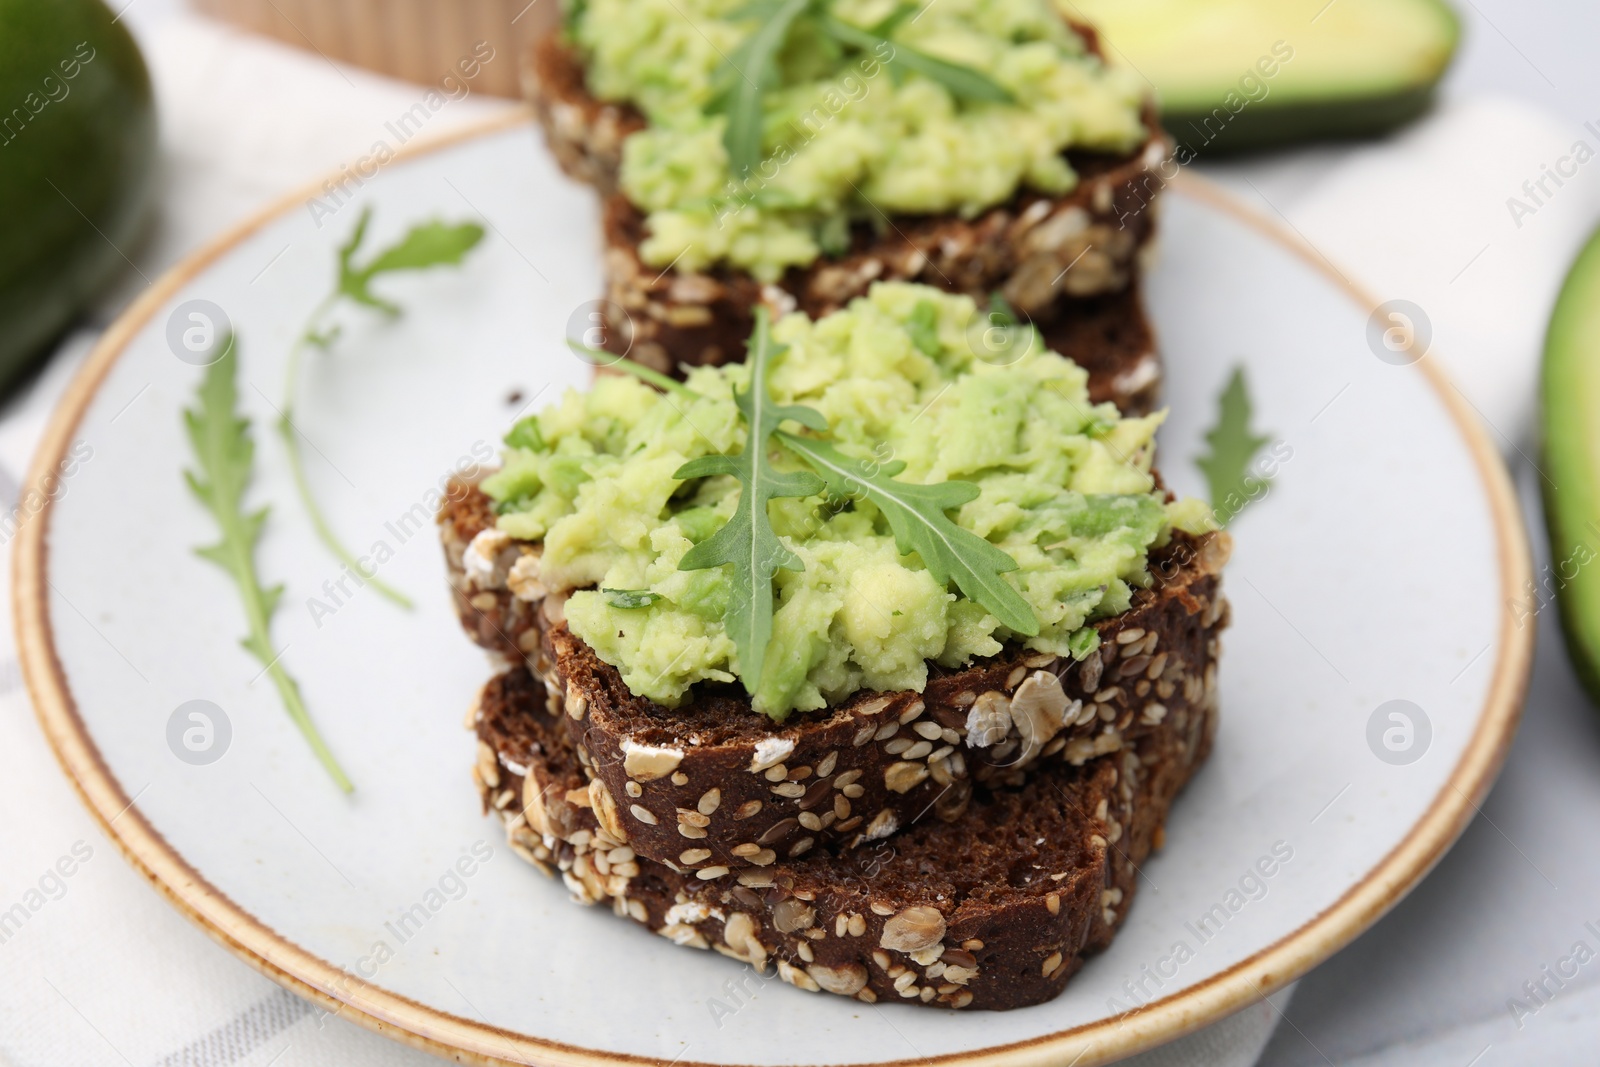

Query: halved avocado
1543 226 1600 704
1065 0 1460 152
0 0 157 393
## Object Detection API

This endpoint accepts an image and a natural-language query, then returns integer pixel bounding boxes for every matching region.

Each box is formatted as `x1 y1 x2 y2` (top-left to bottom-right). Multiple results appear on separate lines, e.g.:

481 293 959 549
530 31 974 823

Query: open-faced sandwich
527 0 1170 413
441 283 1230 1010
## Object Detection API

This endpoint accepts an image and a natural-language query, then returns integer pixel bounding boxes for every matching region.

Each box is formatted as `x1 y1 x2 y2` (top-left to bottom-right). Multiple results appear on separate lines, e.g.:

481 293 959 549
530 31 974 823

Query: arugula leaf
776 431 1039 635
574 306 1038 671
674 308 827 694
712 0 1007 181
718 0 815 180
565 339 701 399
820 15 1013 103
336 208 486 315
868 1 919 37
726 0 792 17
281 207 487 610
184 337 353 793
604 588 665 608
1195 366 1271 524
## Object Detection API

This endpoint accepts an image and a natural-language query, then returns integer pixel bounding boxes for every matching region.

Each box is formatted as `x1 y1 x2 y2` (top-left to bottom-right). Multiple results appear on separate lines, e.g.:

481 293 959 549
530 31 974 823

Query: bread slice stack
524 13 1170 415
470 654 1216 1009
439 4 1228 1011
441 292 1230 1009
457 526 1228 1010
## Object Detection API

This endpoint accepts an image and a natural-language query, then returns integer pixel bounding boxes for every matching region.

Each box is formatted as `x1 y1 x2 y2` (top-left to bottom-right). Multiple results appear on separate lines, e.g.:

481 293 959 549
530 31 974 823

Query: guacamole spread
482 284 1210 718
570 0 1147 281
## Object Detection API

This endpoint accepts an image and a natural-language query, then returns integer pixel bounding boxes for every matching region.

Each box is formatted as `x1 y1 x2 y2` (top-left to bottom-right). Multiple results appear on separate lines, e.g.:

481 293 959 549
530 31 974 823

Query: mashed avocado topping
570 0 1147 282
482 284 1211 719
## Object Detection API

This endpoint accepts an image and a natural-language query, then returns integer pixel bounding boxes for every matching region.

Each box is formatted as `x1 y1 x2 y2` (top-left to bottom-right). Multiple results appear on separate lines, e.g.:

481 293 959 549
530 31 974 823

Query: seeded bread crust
441 480 1230 871
524 29 1171 412
471 663 1216 1010
602 240 1166 415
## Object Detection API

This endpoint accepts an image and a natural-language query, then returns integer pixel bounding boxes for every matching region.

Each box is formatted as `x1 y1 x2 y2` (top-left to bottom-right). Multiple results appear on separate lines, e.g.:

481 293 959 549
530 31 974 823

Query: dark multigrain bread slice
595 188 1164 395
442 479 1230 872
1036 284 1163 416
525 28 1172 411
471 663 1215 1010
522 32 637 194
602 232 1165 414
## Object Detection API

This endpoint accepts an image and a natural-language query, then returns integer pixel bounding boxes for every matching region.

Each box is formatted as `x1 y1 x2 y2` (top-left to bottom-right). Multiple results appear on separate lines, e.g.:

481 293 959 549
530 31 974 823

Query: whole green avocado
0 0 156 391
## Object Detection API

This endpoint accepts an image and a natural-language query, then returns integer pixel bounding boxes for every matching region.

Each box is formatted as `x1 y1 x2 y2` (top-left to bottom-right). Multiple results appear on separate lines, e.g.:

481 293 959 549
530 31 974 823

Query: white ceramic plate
18 113 1532 1066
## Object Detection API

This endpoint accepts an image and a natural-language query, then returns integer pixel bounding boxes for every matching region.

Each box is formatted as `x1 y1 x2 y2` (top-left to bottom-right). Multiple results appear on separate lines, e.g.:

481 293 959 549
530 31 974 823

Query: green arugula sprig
281 207 485 609
565 340 699 397
718 0 816 185
184 337 353 793
611 310 1038 696
672 309 827 692
1195 367 1271 524
775 432 1038 635
819 12 1013 102
713 0 1013 179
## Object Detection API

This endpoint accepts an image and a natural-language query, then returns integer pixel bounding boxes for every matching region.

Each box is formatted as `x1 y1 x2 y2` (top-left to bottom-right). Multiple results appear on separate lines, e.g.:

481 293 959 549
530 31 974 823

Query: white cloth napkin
0 9 1578 1066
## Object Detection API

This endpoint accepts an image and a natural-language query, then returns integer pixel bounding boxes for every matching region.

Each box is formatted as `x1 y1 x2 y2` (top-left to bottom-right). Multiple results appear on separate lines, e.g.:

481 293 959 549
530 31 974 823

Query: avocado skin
1163 86 1443 157
0 0 157 393
1542 225 1600 706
